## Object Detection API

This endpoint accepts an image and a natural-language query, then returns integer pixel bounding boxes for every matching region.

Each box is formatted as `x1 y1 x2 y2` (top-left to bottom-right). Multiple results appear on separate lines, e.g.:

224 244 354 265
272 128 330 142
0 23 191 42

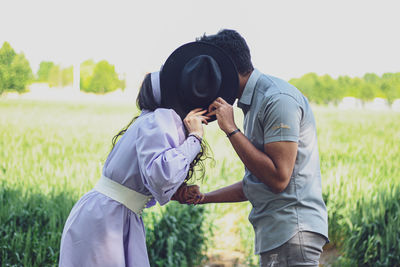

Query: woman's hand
183 108 209 138
172 183 205 205
185 185 205 205
172 183 188 204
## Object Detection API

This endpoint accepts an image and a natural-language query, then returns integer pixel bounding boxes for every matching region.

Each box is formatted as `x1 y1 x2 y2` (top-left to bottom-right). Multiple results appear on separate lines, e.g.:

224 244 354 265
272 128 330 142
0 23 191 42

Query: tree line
0 42 125 95
1 41 400 102
289 72 400 104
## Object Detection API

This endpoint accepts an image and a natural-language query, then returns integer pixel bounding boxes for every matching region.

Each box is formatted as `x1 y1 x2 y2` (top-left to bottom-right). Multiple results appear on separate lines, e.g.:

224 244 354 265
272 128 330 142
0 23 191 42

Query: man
192 29 329 267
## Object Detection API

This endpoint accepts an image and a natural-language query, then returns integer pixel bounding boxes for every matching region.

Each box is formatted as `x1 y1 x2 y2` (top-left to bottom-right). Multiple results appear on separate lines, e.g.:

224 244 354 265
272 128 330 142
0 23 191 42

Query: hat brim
160 42 239 122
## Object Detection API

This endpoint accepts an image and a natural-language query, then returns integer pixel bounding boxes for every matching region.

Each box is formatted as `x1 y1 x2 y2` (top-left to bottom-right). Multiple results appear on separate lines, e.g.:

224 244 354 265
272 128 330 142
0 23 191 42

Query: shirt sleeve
259 94 302 144
136 109 201 205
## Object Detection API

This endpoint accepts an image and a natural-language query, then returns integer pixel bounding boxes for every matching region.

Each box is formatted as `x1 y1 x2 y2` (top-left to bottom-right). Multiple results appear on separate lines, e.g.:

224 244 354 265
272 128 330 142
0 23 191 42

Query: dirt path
203 246 340 267
320 245 341 267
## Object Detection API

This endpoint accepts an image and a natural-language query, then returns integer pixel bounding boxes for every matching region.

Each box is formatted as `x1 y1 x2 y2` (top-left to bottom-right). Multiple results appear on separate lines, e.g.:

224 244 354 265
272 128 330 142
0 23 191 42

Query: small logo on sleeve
272 123 291 130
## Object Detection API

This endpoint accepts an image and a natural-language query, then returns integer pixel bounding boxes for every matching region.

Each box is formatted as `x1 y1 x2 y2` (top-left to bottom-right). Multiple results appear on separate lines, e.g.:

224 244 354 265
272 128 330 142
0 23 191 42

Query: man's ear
237 72 251 98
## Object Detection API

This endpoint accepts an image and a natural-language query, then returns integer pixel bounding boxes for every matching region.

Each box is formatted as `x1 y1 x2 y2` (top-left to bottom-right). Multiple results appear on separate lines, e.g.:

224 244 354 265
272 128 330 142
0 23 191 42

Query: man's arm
181 181 247 205
228 132 297 193
201 181 247 204
208 97 297 193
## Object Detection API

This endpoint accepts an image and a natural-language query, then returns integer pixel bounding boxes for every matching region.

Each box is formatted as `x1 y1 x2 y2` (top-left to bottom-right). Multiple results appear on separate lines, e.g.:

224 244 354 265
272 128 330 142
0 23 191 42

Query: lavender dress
59 108 201 267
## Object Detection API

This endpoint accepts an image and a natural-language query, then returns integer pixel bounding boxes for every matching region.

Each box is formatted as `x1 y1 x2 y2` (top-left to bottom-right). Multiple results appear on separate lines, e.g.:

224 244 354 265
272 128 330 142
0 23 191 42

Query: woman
59 41 239 267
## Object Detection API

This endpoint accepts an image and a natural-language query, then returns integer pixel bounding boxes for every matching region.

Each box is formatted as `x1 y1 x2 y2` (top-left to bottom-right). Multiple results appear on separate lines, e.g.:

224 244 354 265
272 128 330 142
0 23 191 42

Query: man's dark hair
196 29 253 75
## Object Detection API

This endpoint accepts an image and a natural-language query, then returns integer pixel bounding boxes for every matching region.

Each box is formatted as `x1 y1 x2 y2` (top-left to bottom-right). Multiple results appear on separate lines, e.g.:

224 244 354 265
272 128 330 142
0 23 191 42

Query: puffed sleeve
136 109 201 205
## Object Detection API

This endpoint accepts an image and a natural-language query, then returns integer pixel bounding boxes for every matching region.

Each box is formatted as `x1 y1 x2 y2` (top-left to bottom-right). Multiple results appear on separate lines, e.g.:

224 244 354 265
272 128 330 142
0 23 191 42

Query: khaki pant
260 231 326 267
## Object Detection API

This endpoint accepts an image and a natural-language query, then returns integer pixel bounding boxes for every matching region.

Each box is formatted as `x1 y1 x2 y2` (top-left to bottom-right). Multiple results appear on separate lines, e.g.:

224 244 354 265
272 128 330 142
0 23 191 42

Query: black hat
160 41 239 121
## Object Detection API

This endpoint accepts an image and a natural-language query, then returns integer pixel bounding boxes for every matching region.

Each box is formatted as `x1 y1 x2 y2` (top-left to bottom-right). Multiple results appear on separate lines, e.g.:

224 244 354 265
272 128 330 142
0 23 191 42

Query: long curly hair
111 73 212 182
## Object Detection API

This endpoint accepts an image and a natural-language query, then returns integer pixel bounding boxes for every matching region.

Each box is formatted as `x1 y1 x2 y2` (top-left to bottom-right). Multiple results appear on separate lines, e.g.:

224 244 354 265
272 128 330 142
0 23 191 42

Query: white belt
94 175 152 216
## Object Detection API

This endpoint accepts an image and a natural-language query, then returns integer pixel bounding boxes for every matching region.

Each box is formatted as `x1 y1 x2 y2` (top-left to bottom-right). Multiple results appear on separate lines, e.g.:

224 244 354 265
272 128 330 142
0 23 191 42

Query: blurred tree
38 62 73 88
85 60 124 94
289 72 319 102
80 59 95 91
319 74 337 104
48 65 62 87
61 66 73 87
0 65 7 94
119 79 126 91
360 73 379 101
392 73 400 100
359 83 375 101
0 42 16 66
0 42 17 92
380 73 400 103
336 75 350 99
347 77 365 100
9 53 33 92
37 61 55 82
363 73 379 84
0 42 32 93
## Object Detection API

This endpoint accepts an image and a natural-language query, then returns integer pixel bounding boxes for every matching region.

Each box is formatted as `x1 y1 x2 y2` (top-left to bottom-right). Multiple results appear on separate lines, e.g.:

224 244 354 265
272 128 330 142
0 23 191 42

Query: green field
1 99 399 266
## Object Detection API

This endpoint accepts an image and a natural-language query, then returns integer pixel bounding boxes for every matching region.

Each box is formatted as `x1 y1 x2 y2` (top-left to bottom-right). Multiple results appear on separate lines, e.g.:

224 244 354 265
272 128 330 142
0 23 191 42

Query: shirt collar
238 68 261 107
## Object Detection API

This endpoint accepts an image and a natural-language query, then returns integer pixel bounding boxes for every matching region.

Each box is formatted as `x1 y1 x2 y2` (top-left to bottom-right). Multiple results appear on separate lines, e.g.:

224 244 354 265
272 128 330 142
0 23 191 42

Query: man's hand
207 97 238 134
185 185 205 205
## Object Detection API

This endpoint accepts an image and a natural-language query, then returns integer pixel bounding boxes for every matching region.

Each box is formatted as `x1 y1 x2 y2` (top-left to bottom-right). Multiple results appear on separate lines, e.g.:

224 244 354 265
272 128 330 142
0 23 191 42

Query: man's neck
237 70 253 99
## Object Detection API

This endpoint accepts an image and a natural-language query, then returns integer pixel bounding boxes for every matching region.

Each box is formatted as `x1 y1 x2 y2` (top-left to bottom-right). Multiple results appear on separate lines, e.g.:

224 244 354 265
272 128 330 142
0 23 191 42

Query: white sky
1 0 399 88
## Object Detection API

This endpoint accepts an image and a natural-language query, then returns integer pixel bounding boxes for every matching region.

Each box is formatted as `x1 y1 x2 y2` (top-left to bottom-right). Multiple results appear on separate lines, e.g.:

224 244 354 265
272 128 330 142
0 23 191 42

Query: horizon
1 0 399 87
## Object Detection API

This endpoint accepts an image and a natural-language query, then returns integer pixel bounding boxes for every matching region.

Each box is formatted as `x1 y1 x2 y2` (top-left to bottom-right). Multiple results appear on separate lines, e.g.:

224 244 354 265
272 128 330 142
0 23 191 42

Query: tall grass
316 108 400 266
0 100 399 266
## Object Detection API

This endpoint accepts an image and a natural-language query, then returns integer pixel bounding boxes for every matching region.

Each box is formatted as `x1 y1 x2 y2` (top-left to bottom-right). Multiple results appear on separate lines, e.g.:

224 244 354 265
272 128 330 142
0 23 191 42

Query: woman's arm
137 108 209 206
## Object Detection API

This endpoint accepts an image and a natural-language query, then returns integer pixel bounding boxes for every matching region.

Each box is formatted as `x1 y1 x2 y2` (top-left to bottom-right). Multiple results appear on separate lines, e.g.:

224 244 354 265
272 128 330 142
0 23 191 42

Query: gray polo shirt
239 69 328 254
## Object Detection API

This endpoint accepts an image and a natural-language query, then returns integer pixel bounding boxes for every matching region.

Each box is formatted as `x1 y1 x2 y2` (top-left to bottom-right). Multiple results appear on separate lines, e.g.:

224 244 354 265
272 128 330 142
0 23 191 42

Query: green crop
0 100 399 266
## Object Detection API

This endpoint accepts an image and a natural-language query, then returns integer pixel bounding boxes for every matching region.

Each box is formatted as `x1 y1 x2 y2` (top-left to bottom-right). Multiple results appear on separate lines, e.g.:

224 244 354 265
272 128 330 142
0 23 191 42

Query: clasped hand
172 183 204 205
